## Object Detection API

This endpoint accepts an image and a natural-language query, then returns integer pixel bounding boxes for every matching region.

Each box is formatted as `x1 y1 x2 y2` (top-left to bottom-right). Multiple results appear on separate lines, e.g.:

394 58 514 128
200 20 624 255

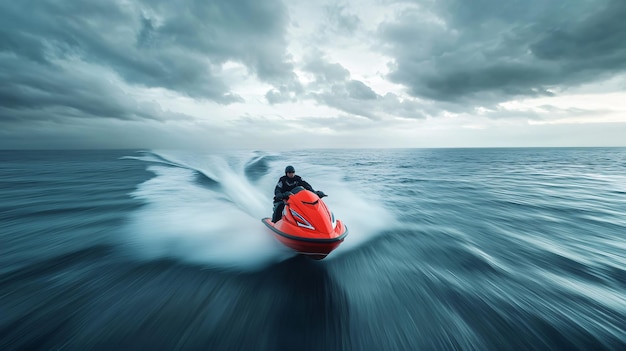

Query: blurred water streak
1 148 625 350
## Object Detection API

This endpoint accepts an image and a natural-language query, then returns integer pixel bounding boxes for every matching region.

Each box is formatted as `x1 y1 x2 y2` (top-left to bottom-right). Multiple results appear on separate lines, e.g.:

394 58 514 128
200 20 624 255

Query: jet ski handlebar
283 186 326 200
291 186 306 194
279 187 327 202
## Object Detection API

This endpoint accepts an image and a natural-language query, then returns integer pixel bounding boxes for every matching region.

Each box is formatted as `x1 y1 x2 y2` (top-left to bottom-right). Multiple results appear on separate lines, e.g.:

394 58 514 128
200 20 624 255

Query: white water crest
122 150 394 270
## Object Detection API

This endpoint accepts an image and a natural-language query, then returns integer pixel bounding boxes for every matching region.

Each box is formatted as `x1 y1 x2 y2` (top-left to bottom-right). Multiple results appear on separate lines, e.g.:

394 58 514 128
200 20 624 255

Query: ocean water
1 148 625 350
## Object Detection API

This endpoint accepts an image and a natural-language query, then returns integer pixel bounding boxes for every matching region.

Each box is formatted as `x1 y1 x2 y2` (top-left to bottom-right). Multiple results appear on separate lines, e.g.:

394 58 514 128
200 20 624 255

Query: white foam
123 150 395 270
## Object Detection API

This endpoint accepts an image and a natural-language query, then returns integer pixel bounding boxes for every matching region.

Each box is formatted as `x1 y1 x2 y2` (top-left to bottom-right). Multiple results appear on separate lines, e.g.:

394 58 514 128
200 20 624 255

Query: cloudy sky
1 0 625 149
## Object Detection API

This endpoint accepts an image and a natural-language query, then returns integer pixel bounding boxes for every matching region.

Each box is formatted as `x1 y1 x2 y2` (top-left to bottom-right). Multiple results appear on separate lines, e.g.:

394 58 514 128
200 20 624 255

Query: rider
272 165 325 222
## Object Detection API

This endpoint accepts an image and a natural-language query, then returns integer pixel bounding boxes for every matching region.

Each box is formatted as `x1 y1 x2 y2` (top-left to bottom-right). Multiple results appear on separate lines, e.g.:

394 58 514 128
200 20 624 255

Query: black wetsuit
272 175 314 222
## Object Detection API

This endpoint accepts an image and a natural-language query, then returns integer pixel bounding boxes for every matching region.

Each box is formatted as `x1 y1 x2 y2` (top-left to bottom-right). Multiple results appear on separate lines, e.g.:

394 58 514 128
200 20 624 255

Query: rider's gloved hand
282 191 293 199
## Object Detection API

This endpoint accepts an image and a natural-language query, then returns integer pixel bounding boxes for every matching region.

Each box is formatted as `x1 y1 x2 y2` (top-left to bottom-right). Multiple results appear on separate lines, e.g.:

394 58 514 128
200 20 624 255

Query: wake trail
122 150 395 270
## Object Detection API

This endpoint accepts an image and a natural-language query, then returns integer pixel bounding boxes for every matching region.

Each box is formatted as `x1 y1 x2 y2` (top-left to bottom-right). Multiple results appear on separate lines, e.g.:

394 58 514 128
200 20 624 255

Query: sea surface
1 148 625 350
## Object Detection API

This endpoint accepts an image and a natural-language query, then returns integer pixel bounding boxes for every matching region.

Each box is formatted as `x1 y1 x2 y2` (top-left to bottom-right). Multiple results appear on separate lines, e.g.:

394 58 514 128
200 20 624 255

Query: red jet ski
262 186 348 260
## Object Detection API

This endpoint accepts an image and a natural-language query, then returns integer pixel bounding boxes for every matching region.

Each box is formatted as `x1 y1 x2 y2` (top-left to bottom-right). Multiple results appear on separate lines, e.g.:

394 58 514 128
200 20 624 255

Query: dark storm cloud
311 82 427 120
301 56 377 118
346 80 377 100
300 55 426 119
0 54 181 123
381 0 626 103
303 56 351 83
265 81 304 104
265 4 364 108
133 0 294 90
0 0 292 124
313 83 380 119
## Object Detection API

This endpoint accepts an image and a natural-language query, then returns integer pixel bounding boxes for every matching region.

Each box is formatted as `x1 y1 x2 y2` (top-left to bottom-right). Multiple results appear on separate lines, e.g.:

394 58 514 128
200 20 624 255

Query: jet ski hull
262 217 347 260
262 187 348 259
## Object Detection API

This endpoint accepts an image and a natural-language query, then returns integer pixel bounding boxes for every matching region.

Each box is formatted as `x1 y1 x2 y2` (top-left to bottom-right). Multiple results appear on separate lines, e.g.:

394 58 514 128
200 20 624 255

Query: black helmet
285 165 295 174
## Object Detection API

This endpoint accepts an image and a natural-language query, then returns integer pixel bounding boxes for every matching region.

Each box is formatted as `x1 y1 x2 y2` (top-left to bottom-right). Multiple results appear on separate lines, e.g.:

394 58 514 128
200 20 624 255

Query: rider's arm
299 177 314 192
274 178 284 197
